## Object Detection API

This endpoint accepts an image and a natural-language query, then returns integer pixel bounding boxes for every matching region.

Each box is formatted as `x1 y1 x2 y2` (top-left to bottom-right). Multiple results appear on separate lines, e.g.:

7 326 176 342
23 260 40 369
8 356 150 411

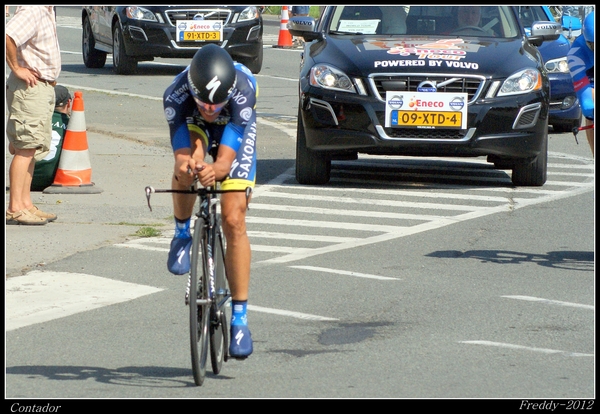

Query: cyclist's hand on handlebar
174 159 197 187
196 163 216 188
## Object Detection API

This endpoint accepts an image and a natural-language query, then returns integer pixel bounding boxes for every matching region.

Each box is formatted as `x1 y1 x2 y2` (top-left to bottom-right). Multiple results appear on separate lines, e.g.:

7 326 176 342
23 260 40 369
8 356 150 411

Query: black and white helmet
187 44 236 105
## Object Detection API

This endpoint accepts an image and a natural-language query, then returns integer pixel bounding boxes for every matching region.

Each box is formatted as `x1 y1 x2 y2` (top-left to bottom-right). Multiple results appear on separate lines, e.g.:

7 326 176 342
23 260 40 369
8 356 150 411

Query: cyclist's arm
211 122 245 182
567 38 594 120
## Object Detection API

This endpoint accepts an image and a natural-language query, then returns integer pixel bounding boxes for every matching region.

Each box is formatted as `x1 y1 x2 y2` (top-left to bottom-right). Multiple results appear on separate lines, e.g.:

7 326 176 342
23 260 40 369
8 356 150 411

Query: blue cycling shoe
167 236 192 275
229 325 253 359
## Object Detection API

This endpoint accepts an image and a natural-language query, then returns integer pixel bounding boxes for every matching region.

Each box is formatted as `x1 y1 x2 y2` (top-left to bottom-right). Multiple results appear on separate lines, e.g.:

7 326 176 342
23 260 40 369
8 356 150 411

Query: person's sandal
29 205 57 222
6 209 48 225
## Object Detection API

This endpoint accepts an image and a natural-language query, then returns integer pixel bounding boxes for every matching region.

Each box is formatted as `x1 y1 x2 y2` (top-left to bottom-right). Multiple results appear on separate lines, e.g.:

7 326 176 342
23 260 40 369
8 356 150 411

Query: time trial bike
145 178 251 386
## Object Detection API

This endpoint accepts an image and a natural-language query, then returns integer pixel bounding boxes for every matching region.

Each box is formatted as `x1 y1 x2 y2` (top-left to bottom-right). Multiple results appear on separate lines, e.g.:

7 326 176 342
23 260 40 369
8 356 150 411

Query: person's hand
13 67 40 88
196 163 216 188
174 157 196 187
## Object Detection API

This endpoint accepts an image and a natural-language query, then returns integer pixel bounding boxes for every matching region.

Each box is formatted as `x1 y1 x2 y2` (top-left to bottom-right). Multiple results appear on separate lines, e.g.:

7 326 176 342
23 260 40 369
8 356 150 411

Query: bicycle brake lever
145 186 154 211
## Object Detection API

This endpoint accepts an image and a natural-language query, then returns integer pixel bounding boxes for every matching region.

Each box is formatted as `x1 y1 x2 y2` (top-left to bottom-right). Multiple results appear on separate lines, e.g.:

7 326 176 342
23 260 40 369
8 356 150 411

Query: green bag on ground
31 111 70 191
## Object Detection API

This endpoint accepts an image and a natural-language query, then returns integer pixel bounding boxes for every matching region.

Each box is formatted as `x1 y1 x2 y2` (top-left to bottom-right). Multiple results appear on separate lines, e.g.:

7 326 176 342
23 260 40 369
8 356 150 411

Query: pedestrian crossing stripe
5 271 163 331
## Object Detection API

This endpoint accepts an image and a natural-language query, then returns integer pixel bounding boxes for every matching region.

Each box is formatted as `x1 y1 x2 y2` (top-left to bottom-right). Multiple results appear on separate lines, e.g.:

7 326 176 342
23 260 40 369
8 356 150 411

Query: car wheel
112 24 137 75
237 45 263 74
82 16 107 69
295 108 331 185
511 131 548 186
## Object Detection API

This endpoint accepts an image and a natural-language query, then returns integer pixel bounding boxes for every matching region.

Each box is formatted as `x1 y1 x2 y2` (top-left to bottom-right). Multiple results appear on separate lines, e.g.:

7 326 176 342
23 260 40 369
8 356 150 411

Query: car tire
295 109 331 185
511 130 548 186
82 16 107 69
112 24 137 75
237 45 263 74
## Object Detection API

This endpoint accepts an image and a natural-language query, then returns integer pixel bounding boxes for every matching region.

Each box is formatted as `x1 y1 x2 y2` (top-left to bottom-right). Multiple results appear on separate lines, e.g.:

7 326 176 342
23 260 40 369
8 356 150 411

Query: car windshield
327 6 520 38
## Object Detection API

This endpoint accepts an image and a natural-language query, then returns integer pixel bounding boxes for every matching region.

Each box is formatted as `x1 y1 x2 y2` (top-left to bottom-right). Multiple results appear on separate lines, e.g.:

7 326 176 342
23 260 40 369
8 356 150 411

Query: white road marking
459 341 593 357
502 295 594 310
248 304 338 321
5 271 163 331
289 265 399 280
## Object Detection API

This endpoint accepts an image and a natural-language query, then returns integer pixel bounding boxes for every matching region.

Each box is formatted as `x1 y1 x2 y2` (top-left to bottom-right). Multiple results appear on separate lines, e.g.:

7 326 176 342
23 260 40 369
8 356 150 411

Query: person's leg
8 147 36 213
220 191 251 301
221 190 253 357
585 118 594 156
166 172 197 274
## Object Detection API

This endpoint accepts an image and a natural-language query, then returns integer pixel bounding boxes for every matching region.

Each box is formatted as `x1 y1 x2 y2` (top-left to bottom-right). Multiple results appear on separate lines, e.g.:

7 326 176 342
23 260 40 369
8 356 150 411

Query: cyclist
567 11 594 156
163 44 258 358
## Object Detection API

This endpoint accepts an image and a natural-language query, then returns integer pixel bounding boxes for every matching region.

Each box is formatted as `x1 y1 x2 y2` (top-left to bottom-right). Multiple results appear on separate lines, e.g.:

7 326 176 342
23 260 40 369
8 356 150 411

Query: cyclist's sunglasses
586 41 594 51
194 96 228 113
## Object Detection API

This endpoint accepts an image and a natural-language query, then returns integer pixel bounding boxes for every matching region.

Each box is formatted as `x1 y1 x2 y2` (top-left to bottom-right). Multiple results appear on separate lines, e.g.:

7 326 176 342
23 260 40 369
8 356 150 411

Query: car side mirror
527 20 561 46
288 16 323 42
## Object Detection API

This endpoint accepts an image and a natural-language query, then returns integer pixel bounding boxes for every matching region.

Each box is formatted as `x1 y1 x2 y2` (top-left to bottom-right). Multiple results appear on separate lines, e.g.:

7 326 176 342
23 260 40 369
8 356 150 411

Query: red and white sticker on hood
370 38 483 69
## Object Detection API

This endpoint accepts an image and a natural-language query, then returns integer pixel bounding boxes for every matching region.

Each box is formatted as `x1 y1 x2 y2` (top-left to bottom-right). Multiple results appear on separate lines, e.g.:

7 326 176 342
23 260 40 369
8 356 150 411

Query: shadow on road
426 249 594 271
6 365 232 388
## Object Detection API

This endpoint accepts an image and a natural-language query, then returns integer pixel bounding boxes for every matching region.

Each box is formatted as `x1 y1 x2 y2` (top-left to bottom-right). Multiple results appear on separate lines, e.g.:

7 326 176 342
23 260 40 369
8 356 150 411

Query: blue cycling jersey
567 35 594 120
163 62 258 189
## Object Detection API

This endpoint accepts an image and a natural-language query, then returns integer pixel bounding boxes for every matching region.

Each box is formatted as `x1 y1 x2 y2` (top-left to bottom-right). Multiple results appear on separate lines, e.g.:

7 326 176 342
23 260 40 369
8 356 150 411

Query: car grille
370 74 485 104
165 9 232 26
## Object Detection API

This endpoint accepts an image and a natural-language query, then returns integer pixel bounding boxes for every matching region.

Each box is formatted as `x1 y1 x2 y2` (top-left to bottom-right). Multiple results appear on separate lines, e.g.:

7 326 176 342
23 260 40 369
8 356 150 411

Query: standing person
6 6 61 225
163 44 258 358
567 11 594 156
31 85 72 191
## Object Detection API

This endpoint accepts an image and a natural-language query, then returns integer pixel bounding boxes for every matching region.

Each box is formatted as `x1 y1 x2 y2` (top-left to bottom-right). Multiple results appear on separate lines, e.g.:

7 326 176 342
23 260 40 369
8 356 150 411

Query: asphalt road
4 6 595 404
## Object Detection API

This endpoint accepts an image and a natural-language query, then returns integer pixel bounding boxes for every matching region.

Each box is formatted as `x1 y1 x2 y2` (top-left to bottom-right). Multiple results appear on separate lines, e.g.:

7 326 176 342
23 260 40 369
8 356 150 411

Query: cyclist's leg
168 135 207 275
220 191 252 301
585 88 593 156
220 189 254 358
585 118 594 156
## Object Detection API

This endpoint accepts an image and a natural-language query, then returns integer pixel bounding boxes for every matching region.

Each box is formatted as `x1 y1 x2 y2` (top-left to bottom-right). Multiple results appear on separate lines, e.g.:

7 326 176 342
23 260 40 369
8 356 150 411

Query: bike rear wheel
210 224 230 374
189 218 210 386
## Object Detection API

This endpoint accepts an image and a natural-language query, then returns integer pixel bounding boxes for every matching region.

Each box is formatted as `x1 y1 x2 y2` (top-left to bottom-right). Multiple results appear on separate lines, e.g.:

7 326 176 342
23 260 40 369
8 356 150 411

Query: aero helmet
583 11 594 43
188 44 236 105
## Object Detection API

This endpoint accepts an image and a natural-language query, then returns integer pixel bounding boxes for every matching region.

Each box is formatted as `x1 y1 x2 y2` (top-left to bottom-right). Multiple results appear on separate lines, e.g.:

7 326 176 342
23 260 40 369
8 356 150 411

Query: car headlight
238 6 259 22
125 6 157 22
497 68 543 96
309 64 356 93
545 56 569 73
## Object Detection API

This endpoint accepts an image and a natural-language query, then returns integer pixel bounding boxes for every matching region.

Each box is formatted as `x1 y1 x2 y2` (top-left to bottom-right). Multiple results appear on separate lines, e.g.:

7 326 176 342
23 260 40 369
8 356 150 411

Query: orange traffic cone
273 5 293 48
43 91 102 194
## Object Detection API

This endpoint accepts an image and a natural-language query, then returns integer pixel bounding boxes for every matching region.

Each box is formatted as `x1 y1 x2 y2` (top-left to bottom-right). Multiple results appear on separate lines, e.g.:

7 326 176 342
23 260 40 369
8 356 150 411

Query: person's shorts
6 73 55 161
291 6 310 16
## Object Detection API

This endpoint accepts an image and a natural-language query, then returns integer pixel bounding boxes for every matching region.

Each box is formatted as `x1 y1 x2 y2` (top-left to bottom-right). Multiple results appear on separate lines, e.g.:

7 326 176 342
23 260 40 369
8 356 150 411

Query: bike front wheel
189 218 210 386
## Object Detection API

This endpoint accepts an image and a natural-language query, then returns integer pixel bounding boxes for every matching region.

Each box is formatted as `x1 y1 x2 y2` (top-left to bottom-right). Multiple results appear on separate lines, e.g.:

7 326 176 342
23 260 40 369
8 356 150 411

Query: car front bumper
300 88 549 160
121 20 262 60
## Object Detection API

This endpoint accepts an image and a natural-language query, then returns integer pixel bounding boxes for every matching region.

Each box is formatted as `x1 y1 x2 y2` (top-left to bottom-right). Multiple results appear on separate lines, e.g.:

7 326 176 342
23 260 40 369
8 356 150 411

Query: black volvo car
82 6 263 75
288 6 562 186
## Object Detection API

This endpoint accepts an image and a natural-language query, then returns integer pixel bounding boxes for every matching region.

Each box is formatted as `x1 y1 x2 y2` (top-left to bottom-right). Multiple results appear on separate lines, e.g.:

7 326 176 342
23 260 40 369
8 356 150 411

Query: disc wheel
210 217 230 373
189 218 209 386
